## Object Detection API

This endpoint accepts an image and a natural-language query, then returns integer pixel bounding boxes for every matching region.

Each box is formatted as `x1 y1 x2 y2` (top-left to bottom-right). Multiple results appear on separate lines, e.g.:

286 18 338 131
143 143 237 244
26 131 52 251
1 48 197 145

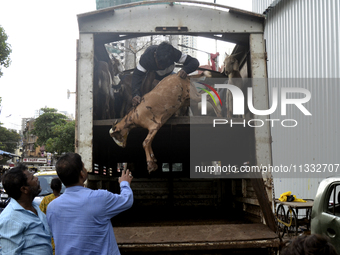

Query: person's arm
46 207 53 236
0 219 25 255
181 54 200 74
173 47 199 78
105 169 134 218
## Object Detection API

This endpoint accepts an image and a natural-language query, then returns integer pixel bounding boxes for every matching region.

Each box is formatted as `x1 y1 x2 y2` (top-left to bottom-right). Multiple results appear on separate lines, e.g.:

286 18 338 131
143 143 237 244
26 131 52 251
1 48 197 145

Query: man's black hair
50 177 62 192
56 152 83 186
280 234 338 255
155 41 174 69
2 164 28 200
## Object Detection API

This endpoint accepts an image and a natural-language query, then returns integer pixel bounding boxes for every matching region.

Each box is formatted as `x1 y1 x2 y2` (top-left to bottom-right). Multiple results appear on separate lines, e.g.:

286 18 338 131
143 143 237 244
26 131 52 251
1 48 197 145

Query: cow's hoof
147 161 158 173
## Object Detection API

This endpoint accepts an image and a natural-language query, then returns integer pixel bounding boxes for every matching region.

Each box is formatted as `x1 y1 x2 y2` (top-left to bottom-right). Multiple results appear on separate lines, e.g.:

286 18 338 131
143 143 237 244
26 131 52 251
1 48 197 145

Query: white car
33 171 65 206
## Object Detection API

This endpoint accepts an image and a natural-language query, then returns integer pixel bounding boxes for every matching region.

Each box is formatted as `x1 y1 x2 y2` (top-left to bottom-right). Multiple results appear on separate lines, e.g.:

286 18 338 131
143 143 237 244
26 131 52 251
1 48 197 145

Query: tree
0 25 12 78
31 108 67 146
0 125 21 164
45 121 75 155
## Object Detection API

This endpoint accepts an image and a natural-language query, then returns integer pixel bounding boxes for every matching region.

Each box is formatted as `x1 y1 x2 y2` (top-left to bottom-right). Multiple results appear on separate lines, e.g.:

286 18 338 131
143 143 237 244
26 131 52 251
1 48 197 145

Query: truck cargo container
76 1 279 253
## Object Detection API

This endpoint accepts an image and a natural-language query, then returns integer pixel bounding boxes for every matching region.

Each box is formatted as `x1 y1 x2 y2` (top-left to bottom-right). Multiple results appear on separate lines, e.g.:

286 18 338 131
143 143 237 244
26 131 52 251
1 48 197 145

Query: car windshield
38 175 66 196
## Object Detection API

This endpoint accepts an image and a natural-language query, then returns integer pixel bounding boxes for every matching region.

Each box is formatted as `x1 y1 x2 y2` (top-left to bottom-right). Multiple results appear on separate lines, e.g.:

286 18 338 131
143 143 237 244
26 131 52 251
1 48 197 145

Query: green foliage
31 108 67 146
45 121 75 155
0 125 21 164
0 25 12 78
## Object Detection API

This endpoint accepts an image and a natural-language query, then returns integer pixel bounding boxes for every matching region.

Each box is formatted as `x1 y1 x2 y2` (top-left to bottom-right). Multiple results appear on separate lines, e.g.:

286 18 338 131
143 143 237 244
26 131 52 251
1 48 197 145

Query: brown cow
109 72 221 173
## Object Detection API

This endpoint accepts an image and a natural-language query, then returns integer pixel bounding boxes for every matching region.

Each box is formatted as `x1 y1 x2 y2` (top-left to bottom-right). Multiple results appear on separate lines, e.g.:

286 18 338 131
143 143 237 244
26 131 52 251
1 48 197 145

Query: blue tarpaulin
0 150 20 158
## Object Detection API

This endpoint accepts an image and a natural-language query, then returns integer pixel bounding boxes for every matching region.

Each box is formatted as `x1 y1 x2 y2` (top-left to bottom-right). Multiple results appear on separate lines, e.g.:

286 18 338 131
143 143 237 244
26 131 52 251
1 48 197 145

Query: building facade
178 35 197 58
21 110 74 167
22 118 45 162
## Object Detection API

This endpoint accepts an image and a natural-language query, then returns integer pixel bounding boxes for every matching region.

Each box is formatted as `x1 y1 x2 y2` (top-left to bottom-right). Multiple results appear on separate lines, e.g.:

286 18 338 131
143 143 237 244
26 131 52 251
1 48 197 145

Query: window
172 163 182 172
161 163 183 172
37 175 66 196
162 163 169 172
326 184 340 216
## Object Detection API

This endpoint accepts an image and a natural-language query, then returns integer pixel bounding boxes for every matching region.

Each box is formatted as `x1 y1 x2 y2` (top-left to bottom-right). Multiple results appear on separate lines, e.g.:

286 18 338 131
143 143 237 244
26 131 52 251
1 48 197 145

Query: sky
0 0 252 132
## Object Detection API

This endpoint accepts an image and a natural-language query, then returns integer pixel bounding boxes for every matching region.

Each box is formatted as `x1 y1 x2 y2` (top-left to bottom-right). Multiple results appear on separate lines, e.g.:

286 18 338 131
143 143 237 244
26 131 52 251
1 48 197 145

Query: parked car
33 171 65 206
311 177 340 253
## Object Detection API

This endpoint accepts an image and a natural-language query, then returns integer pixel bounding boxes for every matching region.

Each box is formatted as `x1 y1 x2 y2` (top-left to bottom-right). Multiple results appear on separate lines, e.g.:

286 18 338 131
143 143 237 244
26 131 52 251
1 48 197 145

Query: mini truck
75 1 279 254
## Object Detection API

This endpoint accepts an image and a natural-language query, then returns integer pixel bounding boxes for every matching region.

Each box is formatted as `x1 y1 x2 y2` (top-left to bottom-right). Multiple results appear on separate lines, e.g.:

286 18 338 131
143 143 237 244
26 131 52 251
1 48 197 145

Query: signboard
23 158 47 163
47 153 52 166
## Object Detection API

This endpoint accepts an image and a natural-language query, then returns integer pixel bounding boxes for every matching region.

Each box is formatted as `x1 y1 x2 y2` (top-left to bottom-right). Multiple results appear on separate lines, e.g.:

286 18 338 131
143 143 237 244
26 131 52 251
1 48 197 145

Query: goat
109 54 124 81
115 73 133 118
107 54 162 118
220 53 245 119
109 72 221 173
93 60 115 120
113 70 161 118
108 54 134 118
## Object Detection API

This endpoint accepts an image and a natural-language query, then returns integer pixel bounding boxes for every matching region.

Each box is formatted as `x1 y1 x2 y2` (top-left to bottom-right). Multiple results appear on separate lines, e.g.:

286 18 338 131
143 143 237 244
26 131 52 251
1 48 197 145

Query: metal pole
177 44 210 55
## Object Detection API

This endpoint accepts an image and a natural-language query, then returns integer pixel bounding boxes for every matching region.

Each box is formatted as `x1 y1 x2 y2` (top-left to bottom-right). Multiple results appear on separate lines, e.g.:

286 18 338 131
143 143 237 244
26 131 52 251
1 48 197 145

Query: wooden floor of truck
115 223 279 253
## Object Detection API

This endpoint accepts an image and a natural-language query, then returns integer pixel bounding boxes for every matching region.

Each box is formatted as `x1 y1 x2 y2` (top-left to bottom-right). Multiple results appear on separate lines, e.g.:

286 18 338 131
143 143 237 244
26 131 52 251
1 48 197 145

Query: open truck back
76 1 279 254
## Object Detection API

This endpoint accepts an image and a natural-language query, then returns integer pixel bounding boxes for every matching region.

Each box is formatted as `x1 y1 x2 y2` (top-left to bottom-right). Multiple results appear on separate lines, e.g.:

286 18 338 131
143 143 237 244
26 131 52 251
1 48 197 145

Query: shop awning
0 150 20 158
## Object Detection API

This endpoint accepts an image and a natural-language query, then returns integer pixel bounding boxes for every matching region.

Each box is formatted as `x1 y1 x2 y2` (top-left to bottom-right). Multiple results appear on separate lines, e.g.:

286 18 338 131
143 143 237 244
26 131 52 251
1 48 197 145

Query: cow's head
109 120 128 148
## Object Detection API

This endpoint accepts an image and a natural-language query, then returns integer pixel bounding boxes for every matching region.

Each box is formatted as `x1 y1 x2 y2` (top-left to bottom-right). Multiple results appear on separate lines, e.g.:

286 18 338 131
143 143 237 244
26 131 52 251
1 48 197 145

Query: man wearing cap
131 41 200 106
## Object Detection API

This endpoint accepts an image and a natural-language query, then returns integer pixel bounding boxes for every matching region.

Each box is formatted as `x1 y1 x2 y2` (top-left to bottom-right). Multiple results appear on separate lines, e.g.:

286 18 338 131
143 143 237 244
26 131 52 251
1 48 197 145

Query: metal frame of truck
76 1 279 253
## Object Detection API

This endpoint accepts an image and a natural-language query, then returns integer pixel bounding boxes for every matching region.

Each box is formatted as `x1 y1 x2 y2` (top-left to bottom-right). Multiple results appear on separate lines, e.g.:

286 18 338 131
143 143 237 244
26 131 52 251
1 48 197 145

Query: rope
277 208 293 227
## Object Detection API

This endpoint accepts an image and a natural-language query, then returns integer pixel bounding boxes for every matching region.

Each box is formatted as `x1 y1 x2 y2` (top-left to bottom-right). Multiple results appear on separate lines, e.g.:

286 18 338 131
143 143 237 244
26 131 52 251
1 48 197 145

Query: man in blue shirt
47 152 133 255
0 164 53 255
